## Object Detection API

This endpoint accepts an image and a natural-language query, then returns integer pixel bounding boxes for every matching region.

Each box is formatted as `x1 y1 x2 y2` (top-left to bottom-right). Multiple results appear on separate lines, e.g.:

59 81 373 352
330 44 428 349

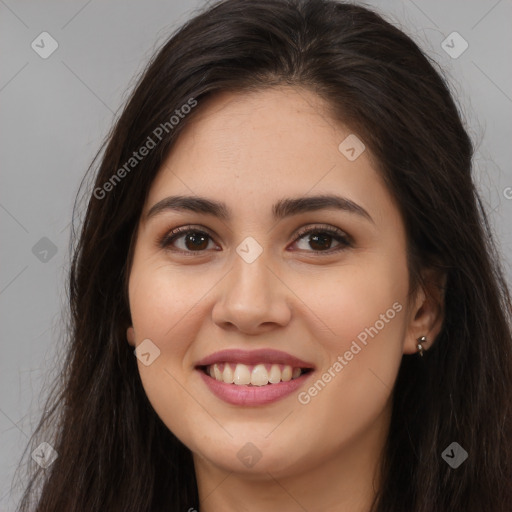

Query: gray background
1 0 511 510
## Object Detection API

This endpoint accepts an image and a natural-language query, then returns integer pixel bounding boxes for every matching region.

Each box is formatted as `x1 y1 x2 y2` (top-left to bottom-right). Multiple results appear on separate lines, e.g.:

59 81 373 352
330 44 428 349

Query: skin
126 86 445 511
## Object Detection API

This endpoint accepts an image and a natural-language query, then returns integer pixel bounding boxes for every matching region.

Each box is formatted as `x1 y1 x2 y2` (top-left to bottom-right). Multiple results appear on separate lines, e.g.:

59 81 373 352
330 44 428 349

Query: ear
403 267 447 355
126 326 136 347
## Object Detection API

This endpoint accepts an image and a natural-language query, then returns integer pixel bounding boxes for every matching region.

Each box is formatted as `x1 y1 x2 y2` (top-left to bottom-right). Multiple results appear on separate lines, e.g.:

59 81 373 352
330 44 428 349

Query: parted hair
14 1 512 510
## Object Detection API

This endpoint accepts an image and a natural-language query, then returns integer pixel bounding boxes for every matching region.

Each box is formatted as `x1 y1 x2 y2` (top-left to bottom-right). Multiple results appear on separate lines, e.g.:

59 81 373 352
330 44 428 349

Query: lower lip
197 369 314 406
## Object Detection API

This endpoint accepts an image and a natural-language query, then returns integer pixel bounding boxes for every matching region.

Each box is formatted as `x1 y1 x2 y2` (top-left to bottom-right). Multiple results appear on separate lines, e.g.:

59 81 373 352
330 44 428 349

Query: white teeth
251 364 269 386
268 364 282 384
208 362 305 385
281 365 292 382
222 363 234 384
234 363 251 385
213 363 223 381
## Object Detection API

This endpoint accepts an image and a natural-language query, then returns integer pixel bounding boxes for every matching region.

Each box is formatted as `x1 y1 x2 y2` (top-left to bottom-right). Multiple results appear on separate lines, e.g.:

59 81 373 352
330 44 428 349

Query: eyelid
158 223 353 254
158 224 215 247
294 223 352 244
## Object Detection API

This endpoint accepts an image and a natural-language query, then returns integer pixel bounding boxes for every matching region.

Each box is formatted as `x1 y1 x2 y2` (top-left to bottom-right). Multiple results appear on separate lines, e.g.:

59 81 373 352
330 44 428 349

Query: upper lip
195 348 315 369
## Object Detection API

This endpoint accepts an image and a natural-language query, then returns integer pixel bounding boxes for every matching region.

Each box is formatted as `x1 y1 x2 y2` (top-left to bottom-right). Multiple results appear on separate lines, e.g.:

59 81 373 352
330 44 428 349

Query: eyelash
158 224 353 256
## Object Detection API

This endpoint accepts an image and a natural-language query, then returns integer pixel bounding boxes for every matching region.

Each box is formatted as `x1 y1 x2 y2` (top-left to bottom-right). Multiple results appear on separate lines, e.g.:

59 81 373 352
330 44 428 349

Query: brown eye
158 224 352 256
159 226 217 253
291 225 352 254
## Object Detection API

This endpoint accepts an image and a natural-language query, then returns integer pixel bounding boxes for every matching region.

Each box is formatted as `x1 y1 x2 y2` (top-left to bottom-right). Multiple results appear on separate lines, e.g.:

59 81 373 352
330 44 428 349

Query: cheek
294 259 407 350
292 258 407 417
128 264 208 442
129 263 199 343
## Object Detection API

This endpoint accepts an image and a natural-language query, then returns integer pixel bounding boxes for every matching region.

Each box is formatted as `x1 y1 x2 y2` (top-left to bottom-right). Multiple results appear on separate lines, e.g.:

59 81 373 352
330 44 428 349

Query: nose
211 250 292 335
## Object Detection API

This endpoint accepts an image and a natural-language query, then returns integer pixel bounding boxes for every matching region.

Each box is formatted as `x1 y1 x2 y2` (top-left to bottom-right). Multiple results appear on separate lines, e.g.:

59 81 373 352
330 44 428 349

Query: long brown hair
13 0 512 510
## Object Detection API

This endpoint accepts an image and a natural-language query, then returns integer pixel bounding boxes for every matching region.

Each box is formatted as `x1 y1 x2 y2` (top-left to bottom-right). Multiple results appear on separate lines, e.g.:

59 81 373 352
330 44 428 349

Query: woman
14 0 512 510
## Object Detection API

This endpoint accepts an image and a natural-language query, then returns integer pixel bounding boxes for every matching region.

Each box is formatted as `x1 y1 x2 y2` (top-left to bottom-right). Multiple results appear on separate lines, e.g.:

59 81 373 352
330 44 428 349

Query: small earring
416 335 427 357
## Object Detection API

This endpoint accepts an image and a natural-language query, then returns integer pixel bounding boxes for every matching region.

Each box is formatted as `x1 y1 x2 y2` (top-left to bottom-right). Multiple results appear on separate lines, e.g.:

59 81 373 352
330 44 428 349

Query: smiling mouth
199 362 313 386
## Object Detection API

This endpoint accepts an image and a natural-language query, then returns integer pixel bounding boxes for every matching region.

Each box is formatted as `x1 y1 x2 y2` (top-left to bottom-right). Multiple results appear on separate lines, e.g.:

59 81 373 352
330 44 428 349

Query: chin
192 434 307 477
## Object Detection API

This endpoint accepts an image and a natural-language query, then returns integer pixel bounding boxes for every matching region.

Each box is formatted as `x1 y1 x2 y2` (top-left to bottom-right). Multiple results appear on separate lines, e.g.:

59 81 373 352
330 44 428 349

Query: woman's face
127 86 426 479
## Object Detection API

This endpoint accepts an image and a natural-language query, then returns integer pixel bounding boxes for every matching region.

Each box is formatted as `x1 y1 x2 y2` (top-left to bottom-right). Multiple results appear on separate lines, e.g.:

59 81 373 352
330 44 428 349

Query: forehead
142 86 392 225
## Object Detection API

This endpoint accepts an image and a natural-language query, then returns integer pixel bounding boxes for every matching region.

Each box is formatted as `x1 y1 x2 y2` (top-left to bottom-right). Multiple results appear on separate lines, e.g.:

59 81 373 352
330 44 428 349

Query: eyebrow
145 194 374 224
